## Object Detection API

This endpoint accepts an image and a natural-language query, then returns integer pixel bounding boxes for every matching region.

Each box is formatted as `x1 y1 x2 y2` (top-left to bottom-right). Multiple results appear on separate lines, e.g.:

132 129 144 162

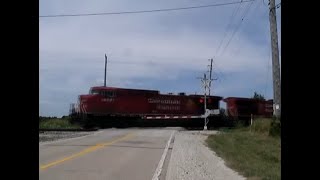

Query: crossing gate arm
142 109 220 120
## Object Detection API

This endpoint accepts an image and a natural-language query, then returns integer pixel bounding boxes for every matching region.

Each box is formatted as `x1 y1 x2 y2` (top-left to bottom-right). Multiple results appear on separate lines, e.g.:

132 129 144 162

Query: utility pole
268 0 281 119
104 54 107 87
207 58 218 96
208 59 213 96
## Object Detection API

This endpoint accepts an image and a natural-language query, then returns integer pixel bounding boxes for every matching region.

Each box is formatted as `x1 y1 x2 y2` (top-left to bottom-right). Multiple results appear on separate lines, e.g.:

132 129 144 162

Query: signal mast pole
199 59 218 130
198 73 210 130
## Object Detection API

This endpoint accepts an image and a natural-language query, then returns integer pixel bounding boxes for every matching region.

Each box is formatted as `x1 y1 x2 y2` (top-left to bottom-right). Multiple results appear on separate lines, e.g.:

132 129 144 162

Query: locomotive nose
79 95 94 103
78 95 96 113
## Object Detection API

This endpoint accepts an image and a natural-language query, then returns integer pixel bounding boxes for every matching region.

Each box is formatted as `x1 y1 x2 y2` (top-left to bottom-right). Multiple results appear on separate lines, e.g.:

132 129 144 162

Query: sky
39 0 281 117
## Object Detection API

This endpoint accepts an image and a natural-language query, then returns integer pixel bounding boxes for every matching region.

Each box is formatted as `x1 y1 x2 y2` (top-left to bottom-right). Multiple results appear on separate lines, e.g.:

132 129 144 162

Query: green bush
251 118 271 135
269 119 281 137
39 118 80 129
234 120 247 128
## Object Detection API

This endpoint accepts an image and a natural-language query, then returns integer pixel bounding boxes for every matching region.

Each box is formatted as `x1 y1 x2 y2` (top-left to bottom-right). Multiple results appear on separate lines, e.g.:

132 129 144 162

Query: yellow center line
40 132 136 170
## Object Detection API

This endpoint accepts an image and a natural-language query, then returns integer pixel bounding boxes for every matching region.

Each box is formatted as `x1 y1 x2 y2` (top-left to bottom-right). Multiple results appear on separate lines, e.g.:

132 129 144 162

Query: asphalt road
39 128 178 180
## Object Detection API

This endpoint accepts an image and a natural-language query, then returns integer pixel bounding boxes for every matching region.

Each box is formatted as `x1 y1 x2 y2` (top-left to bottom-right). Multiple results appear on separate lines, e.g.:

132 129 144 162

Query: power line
215 0 244 55
203 58 225 84
229 0 261 56
211 0 252 84
219 0 254 56
210 0 254 84
212 60 226 82
219 1 254 56
39 0 255 18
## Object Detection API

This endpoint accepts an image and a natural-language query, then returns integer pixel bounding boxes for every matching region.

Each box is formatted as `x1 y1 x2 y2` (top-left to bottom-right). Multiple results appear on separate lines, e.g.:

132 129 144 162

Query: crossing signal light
199 98 204 103
199 98 212 104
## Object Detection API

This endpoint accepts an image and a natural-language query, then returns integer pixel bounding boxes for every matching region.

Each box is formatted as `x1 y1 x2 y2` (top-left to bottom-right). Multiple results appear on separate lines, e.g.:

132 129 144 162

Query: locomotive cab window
102 91 115 98
90 90 100 95
89 89 115 97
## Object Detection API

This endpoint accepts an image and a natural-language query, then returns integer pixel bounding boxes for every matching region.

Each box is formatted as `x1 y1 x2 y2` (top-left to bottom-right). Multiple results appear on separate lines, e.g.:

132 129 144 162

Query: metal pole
204 73 208 130
104 54 107 87
204 74 207 112
268 0 281 119
198 72 211 130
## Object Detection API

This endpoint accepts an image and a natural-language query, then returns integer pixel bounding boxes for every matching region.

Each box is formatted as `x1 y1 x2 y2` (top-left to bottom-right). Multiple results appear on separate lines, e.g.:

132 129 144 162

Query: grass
39 117 81 129
206 118 281 180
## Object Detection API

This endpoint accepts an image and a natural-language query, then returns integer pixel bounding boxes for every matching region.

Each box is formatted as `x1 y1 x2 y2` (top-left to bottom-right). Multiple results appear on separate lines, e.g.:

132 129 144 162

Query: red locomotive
70 86 223 127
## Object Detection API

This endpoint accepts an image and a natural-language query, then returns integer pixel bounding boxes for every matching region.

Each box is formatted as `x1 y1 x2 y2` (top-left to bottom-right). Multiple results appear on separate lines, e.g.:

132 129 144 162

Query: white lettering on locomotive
148 98 181 105
156 105 180 111
102 98 114 102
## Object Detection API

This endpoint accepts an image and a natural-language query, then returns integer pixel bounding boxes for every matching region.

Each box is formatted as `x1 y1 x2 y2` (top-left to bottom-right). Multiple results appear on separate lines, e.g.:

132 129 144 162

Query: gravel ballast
166 131 246 180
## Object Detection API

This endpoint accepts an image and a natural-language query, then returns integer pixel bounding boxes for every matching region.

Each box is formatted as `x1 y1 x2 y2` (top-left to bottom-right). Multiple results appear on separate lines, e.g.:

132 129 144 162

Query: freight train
69 86 273 128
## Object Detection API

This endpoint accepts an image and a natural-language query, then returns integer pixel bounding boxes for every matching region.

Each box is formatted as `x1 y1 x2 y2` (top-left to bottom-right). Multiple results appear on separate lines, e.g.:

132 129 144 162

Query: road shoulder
166 130 246 180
